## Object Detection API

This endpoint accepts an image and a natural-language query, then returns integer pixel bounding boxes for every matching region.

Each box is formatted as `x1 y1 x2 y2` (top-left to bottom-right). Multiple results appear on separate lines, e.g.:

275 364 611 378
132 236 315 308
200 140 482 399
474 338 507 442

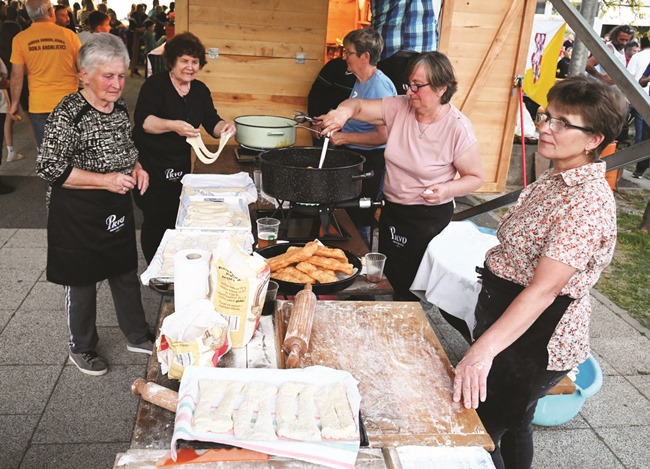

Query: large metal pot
234 115 297 149
259 147 372 204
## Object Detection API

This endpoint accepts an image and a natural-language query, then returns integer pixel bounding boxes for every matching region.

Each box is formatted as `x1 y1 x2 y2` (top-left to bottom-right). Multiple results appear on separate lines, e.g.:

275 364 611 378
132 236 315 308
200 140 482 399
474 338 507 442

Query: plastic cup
256 217 280 248
262 281 279 316
365 252 387 283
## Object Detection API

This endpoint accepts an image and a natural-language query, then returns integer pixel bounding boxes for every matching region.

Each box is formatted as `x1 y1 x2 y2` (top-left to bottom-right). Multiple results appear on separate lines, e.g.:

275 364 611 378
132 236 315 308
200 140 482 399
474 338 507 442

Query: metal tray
256 242 361 295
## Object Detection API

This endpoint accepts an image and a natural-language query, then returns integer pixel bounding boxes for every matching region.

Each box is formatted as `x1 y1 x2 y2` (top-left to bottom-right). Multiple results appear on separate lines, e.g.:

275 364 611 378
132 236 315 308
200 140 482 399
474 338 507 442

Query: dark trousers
474 266 572 469
64 270 150 353
133 187 181 264
636 121 650 176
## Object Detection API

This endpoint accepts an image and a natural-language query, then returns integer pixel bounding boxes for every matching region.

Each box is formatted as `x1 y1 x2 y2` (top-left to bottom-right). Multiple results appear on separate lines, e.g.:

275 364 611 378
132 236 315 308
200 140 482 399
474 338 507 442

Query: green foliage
595 190 650 330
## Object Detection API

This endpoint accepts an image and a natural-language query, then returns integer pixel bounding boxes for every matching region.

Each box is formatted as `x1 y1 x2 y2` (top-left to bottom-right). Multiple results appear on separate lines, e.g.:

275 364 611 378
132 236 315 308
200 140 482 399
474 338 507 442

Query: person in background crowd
9 0 81 149
371 0 438 60
326 28 397 246
132 32 236 263
57 0 78 33
77 0 94 31
0 18 27 164
72 0 80 22
586 24 635 85
626 34 650 150
108 7 126 42
319 52 484 300
147 0 158 18
77 9 108 43
453 76 626 469
54 3 69 27
36 33 154 376
625 39 640 66
141 18 164 54
634 64 650 178
556 46 571 78
153 3 166 39
0 1 7 22
0 58 12 194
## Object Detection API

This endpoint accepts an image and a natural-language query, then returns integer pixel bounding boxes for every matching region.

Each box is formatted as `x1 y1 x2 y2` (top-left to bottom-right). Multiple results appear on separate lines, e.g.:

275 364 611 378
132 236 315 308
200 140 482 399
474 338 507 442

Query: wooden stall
174 0 537 191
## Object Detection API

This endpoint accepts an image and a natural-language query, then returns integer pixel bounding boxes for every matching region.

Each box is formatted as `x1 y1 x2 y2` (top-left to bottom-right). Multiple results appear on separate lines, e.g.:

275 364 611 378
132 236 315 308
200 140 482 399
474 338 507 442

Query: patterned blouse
485 162 617 371
37 92 139 201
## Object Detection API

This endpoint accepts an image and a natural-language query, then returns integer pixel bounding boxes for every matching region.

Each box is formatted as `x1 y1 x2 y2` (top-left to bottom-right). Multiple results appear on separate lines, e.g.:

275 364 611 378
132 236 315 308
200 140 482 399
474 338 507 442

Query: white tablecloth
410 222 499 338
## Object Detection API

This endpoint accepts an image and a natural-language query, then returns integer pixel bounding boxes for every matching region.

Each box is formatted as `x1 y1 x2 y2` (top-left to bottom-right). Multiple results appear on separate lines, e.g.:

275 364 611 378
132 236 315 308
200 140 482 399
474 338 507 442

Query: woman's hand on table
131 163 149 195
453 345 494 409
104 172 138 195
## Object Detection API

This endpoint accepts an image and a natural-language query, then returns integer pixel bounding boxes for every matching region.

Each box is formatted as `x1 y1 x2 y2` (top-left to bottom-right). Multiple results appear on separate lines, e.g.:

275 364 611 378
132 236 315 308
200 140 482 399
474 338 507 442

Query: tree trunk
641 198 650 232
569 0 600 76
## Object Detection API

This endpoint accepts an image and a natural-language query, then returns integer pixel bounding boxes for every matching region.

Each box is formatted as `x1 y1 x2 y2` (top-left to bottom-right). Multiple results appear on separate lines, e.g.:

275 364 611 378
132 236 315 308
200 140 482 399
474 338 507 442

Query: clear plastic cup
365 252 387 283
262 281 279 316
256 217 281 248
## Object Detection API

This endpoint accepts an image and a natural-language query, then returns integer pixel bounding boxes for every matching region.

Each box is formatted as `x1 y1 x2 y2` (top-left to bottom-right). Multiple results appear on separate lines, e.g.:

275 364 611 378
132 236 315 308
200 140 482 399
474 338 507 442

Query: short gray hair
25 0 52 21
78 33 130 75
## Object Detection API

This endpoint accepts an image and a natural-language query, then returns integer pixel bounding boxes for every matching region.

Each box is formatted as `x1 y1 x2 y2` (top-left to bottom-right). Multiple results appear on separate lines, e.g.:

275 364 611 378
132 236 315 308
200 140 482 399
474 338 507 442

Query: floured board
276 300 494 450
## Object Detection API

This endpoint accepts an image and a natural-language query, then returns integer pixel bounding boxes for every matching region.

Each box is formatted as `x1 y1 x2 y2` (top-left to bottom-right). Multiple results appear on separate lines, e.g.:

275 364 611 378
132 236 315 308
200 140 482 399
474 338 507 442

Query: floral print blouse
485 161 617 370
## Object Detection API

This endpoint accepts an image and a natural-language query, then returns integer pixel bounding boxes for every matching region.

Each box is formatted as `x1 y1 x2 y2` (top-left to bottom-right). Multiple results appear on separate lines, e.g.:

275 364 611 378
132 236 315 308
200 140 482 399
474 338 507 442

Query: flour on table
233 381 278 440
276 381 321 441
316 382 357 439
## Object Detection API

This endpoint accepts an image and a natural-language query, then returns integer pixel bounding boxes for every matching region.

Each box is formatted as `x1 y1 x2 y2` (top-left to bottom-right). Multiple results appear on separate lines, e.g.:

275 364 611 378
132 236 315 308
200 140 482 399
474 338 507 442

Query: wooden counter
129 298 493 457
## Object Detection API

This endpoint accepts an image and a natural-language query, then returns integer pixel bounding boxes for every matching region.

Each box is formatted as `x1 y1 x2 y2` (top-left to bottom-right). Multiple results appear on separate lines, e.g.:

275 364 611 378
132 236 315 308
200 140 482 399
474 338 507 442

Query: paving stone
0 414 40 469
590 350 618 376
0 228 17 247
4 229 47 248
598 426 650 469
0 365 62 414
95 326 151 367
532 428 623 468
0 247 47 272
21 281 65 310
590 300 639 339
0 309 13 331
534 413 590 430
628 375 650 401
591 337 650 375
0 269 41 310
580 375 650 427
33 365 145 445
20 443 128 469
0 309 69 365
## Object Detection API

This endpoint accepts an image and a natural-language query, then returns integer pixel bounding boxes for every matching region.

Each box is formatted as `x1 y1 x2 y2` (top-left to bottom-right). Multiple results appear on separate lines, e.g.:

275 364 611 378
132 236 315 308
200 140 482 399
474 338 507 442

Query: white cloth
410 221 499 338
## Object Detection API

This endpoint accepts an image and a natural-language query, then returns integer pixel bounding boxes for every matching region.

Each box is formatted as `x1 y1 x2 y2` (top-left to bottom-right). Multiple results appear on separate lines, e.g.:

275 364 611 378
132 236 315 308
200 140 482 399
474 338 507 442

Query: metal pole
568 0 599 75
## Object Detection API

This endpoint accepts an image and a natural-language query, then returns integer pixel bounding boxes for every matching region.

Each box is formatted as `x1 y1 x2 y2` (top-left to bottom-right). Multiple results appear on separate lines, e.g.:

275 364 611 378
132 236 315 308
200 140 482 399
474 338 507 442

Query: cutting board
275 300 494 450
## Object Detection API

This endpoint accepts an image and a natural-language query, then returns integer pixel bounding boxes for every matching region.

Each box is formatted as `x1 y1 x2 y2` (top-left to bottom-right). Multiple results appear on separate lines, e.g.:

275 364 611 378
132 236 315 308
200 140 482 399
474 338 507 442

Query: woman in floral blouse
452 76 627 469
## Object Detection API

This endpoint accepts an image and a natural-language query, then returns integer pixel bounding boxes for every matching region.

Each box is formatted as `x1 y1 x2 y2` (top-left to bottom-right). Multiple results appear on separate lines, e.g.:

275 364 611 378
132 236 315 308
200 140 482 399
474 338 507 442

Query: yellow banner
523 23 567 107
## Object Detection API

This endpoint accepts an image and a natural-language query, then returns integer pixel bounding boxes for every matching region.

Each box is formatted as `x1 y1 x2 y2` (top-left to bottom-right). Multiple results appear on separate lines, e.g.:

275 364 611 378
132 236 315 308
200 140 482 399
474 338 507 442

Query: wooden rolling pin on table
282 283 316 368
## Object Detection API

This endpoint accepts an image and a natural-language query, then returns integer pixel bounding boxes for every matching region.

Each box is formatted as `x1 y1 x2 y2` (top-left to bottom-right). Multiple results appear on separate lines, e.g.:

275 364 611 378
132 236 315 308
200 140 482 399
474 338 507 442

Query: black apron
132 149 188 216
47 186 137 286
474 265 574 429
378 200 453 300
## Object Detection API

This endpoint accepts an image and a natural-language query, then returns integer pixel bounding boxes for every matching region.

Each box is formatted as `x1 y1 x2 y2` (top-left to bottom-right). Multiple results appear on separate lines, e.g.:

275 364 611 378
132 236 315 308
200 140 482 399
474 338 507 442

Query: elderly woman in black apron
132 32 236 264
452 76 627 469
319 52 484 300
36 33 153 376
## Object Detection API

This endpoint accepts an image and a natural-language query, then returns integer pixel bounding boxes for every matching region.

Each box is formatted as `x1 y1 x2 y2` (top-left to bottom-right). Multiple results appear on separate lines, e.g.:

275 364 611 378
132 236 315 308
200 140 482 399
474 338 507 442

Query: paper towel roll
174 249 210 311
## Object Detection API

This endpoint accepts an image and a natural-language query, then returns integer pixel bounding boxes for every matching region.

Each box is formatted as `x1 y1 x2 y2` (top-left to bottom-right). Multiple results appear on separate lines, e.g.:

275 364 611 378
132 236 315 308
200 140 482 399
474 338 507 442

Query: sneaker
7 153 25 162
69 351 108 376
127 331 155 355
632 171 644 179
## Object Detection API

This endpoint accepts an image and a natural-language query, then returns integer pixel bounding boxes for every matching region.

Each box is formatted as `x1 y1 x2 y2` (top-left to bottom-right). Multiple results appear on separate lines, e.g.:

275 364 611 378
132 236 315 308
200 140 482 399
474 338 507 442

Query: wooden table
193 145 393 298
124 298 492 468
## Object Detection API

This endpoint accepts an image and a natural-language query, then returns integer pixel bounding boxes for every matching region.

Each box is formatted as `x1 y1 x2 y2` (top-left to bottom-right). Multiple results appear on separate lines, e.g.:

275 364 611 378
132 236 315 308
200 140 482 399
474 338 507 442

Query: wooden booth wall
175 0 537 192
174 0 329 146
439 0 537 192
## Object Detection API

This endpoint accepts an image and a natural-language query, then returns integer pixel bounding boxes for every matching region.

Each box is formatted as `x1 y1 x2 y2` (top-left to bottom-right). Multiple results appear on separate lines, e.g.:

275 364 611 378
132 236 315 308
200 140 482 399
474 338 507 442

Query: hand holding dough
187 131 233 164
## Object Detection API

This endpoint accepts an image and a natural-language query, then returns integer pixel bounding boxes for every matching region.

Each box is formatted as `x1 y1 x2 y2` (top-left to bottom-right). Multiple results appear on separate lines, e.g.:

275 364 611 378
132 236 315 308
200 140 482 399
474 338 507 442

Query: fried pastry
295 262 339 284
272 266 316 284
315 245 347 262
306 255 354 275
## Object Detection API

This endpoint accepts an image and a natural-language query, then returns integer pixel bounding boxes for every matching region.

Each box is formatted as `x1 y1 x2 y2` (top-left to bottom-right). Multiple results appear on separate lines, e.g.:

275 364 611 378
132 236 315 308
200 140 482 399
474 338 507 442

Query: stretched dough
187 131 232 165
316 382 357 439
276 381 321 441
233 381 278 440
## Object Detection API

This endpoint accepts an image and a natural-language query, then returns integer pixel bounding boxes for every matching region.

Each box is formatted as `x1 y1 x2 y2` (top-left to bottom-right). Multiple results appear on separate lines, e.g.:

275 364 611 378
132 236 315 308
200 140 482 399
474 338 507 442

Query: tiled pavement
1 75 650 469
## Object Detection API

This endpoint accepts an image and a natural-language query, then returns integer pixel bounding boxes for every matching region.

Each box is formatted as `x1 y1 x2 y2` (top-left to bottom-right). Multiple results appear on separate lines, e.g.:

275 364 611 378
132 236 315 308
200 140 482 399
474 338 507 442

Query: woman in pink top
452 76 626 469
320 52 484 299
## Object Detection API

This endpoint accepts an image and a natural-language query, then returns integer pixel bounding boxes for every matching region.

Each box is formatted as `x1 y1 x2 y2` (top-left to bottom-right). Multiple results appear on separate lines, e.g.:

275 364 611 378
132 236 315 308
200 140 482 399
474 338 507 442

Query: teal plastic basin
533 354 603 427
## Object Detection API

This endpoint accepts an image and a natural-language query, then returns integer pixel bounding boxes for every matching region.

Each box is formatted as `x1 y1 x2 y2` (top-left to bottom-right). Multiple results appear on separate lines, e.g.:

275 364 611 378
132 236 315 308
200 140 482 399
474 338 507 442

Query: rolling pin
131 378 178 413
283 283 317 368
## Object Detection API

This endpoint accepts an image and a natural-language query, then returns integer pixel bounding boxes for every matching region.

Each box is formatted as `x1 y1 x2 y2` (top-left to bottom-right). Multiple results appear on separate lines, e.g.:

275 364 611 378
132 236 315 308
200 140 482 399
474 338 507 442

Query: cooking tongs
292 111 327 138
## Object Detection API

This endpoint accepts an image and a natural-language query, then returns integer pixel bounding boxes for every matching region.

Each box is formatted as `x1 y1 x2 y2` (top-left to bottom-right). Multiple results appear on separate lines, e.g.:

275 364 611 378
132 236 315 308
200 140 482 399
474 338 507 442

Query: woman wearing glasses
319 51 483 300
452 76 626 469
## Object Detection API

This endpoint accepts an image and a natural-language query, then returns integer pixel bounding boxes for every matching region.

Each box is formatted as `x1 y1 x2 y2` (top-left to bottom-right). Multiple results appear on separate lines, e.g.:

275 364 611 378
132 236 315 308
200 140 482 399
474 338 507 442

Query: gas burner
234 146 261 164
255 203 350 242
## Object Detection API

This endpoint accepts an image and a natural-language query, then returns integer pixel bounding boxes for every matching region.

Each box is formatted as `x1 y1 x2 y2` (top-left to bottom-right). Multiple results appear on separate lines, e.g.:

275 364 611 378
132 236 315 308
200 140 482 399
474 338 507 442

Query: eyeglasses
535 112 593 134
342 49 359 58
403 82 431 93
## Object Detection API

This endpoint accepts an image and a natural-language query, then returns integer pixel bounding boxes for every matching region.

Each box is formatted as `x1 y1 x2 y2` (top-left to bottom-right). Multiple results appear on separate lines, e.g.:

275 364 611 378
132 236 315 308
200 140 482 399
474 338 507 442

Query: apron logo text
165 168 183 181
106 214 126 233
390 226 407 247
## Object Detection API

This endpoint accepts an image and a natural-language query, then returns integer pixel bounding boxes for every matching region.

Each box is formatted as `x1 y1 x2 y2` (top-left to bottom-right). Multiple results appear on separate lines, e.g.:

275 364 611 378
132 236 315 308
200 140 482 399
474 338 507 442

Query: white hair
78 33 130 75
25 0 52 21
